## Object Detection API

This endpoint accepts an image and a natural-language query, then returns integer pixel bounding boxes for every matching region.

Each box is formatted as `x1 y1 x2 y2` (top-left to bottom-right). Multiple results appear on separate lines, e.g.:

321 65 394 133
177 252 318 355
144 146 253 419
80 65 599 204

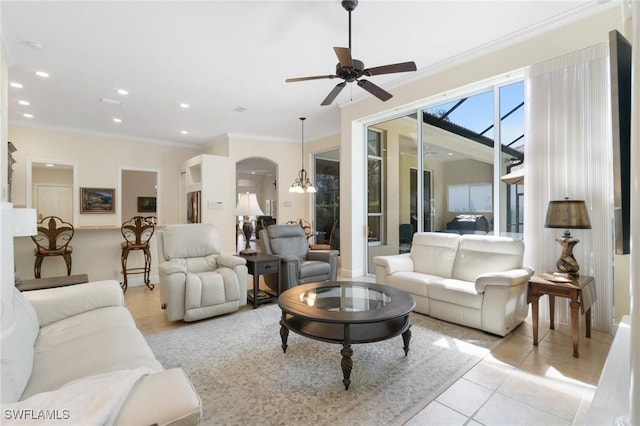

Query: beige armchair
259 224 338 292
157 224 247 322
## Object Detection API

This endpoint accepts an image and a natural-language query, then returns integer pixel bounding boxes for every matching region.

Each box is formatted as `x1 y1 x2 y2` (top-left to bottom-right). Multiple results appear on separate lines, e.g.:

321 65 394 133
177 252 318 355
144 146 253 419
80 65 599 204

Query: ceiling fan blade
364 61 417 76
333 47 354 68
286 75 336 83
321 82 347 106
357 79 393 102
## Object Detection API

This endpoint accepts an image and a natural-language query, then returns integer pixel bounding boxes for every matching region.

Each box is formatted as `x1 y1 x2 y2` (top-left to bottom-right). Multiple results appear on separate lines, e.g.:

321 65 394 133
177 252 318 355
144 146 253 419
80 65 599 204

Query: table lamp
12 208 37 286
235 193 264 255
544 198 591 276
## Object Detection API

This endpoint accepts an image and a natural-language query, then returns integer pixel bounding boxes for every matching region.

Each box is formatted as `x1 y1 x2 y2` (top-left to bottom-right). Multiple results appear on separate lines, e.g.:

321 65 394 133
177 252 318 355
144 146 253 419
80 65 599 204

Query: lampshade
235 193 264 217
12 208 37 237
544 199 592 229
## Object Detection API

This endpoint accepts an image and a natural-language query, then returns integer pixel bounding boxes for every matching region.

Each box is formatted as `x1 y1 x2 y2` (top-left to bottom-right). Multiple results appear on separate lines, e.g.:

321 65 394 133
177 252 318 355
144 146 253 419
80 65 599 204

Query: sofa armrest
307 250 338 263
217 253 247 269
475 266 535 292
158 260 187 276
23 280 124 328
115 368 201 426
373 253 414 275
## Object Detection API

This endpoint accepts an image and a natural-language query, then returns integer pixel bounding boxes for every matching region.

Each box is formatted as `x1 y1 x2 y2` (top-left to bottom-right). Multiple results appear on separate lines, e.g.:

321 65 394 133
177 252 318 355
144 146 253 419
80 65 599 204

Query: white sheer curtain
524 43 614 333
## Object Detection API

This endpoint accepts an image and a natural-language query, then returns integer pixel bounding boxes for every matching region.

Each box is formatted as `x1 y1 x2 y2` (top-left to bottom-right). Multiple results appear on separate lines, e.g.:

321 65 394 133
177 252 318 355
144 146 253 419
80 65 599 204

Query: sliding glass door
364 79 525 275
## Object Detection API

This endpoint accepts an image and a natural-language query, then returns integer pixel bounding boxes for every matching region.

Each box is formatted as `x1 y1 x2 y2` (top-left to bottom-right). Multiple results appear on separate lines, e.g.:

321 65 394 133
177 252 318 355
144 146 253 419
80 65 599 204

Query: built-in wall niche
120 169 159 223
26 159 78 225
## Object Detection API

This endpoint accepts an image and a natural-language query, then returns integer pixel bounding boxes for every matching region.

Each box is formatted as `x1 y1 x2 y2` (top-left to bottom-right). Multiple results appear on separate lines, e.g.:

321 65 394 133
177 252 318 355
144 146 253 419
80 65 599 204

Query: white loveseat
374 232 534 336
1 280 201 425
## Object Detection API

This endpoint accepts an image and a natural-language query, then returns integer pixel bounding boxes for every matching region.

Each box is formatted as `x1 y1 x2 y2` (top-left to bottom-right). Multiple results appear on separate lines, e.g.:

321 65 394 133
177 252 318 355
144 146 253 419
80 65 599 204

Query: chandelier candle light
235 193 264 255
289 117 316 194
544 198 592 276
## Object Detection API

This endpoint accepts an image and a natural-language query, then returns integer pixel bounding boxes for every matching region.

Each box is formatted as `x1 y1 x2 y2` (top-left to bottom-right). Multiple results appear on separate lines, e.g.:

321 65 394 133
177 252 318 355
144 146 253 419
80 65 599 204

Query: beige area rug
146 304 500 426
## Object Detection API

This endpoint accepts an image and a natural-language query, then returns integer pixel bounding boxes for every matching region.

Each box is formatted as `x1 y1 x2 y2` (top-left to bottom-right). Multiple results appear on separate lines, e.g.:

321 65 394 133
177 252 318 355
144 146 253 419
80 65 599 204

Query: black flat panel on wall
609 30 631 255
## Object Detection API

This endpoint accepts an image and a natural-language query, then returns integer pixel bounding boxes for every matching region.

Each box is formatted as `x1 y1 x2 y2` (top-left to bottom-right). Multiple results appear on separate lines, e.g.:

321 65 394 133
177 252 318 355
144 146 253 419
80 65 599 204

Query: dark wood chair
121 216 155 292
31 216 74 279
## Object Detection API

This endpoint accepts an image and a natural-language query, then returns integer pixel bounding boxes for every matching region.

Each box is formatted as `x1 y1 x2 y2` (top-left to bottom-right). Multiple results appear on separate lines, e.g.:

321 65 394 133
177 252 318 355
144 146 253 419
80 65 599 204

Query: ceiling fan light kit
286 0 417 106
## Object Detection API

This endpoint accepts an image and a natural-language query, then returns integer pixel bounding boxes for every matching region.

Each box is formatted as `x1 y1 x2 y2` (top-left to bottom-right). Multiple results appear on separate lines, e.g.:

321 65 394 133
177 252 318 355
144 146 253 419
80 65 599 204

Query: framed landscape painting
137 196 156 213
81 187 115 214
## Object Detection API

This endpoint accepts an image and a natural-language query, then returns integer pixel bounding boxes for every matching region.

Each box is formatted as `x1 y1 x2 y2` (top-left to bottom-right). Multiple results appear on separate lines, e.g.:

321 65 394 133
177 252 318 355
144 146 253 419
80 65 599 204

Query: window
448 183 492 212
367 129 384 244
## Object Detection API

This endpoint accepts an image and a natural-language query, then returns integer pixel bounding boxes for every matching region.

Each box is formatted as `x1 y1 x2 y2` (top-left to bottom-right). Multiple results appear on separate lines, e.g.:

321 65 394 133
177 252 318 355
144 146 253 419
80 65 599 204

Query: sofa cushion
452 235 524 283
1 289 40 403
267 225 309 259
21 306 162 400
427 278 484 310
299 260 330 279
386 272 444 297
410 232 460 278
162 224 221 260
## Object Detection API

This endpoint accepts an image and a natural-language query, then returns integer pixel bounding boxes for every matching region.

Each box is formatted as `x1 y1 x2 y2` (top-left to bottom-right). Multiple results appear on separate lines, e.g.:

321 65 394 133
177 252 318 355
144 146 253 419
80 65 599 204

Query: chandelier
289 117 316 194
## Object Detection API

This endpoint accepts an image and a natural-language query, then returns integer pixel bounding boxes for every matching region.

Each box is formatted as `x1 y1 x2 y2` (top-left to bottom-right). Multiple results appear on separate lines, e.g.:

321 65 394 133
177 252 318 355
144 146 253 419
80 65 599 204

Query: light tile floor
125 279 613 426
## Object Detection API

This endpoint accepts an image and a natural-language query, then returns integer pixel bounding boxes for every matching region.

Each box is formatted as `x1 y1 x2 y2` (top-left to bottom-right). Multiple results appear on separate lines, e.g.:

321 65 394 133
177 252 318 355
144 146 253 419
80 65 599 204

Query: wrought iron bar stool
120 216 155 292
31 216 74 279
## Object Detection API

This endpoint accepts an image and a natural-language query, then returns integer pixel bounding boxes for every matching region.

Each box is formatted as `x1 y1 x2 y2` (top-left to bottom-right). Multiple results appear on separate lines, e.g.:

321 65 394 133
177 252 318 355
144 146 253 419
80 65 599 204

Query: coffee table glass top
279 281 415 323
297 284 391 313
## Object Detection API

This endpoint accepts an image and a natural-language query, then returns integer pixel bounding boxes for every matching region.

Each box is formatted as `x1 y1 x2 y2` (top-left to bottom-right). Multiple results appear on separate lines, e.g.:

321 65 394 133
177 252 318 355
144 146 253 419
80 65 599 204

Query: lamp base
239 248 258 256
555 236 581 276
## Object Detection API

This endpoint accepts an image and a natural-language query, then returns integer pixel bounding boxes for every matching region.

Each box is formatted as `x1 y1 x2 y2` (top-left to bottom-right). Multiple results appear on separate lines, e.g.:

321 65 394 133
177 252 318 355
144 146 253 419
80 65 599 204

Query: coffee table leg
341 324 353 390
402 325 412 356
279 315 289 353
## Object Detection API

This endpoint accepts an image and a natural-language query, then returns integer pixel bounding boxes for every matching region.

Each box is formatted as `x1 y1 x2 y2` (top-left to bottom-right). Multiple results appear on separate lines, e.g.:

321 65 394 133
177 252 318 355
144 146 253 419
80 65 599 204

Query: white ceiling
3 0 609 148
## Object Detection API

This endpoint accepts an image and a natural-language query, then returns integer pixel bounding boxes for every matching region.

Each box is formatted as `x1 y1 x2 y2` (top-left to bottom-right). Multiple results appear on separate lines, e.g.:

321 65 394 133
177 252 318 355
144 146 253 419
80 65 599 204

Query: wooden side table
528 274 596 357
240 254 280 308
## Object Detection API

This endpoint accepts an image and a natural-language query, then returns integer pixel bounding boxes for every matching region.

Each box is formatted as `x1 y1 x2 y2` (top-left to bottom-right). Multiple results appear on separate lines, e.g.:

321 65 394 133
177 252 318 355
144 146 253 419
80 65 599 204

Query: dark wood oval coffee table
278 281 416 390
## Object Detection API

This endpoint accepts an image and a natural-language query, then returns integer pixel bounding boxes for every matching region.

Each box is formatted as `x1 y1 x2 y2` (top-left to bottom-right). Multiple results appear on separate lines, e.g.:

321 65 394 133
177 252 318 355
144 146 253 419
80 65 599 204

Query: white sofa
374 232 534 336
1 280 201 425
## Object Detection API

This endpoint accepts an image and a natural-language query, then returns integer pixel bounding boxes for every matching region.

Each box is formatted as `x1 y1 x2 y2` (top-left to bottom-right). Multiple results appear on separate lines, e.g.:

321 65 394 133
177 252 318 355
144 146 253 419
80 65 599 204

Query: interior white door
36 184 73 221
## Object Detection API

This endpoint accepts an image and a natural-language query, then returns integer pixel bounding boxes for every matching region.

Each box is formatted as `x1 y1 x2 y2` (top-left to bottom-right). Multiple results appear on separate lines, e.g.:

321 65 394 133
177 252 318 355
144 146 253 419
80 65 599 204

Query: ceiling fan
286 0 417 106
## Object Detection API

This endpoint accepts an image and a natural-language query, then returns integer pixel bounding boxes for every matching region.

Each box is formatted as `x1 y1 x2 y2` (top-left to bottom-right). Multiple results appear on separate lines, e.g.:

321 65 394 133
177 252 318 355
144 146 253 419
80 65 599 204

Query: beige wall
121 170 157 222
339 5 625 278
10 125 200 226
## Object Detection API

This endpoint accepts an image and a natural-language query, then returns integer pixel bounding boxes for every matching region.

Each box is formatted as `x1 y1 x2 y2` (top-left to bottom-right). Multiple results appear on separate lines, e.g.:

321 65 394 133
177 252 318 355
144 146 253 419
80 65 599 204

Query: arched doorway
235 157 277 252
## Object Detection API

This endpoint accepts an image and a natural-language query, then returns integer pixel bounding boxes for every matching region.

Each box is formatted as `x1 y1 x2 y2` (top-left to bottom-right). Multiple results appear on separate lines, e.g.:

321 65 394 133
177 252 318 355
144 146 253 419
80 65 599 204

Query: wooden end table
528 274 596 357
240 254 280 308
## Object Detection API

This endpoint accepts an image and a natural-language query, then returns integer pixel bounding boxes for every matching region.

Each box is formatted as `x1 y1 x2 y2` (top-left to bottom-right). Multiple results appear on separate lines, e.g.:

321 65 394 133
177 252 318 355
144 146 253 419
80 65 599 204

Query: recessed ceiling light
23 113 34 118
10 82 23 89
180 130 189 135
35 71 49 78
448 152 454 156
18 100 30 106
251 171 256 175
45 163 54 167
117 89 128 95
180 103 190 109
113 118 122 123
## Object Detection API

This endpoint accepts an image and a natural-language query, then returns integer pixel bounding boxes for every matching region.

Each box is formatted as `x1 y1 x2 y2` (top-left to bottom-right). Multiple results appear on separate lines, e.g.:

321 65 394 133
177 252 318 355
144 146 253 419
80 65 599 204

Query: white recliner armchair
157 223 248 322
